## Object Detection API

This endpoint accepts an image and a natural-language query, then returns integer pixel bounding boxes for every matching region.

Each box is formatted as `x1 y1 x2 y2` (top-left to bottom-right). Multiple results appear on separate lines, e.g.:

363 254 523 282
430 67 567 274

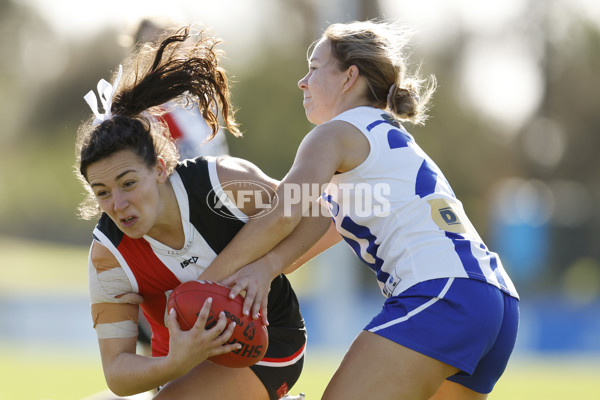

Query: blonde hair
323 20 436 124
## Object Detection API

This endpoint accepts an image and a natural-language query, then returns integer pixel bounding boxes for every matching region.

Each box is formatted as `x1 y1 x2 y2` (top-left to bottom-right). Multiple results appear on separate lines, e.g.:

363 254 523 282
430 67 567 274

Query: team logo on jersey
208 180 279 220
428 198 478 237
439 207 460 225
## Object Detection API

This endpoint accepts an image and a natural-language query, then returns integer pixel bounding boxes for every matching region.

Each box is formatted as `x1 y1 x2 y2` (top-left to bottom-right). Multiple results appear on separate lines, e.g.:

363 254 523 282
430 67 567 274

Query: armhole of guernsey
331 109 379 179
207 157 249 222
92 228 139 292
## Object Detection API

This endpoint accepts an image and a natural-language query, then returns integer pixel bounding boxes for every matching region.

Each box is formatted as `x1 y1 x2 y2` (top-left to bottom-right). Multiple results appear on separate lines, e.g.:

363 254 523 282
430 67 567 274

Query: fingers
242 284 258 318
193 298 233 342
196 303 235 344
204 312 241 356
220 274 235 288
260 296 269 326
166 308 181 333
193 297 213 329
227 281 246 301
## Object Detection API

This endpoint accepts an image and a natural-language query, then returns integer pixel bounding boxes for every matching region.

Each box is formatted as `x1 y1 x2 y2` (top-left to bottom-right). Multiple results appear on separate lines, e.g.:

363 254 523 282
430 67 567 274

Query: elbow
105 374 136 397
106 381 128 398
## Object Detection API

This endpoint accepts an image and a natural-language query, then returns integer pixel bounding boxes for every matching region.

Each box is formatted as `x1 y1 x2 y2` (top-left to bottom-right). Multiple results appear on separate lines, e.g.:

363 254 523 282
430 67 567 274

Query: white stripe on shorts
255 344 306 368
369 278 454 333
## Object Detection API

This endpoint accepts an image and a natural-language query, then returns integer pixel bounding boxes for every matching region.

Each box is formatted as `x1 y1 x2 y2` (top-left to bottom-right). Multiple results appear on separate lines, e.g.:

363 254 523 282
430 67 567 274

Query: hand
165 298 241 375
220 261 274 326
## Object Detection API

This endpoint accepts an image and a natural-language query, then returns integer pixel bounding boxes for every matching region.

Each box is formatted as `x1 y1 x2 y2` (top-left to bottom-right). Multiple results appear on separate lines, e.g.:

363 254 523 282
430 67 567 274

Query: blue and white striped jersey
320 106 519 299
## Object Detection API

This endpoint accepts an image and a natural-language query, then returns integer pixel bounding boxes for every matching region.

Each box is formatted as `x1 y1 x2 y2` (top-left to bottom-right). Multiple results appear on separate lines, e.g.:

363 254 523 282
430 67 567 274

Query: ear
156 157 168 183
342 65 360 93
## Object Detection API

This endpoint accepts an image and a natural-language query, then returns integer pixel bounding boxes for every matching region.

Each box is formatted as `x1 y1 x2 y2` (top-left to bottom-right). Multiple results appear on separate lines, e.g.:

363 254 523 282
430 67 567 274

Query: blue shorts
364 278 519 393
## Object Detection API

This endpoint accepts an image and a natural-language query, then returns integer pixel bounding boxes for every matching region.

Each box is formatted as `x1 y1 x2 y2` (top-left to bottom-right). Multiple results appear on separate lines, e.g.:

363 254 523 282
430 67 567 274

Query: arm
221 216 342 322
203 121 364 279
90 242 238 396
200 154 338 283
283 218 342 274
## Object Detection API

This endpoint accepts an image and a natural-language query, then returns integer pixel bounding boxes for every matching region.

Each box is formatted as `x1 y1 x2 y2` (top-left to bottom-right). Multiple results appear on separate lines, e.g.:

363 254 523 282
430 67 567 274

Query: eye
95 190 109 198
123 180 136 189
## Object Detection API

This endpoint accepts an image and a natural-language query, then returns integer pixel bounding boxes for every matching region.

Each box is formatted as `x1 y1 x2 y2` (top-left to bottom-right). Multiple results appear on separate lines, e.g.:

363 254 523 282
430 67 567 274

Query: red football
167 280 268 368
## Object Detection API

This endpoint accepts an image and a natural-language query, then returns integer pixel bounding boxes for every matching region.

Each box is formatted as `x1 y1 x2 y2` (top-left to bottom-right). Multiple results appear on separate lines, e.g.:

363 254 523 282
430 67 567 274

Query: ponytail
75 26 238 219
113 26 240 137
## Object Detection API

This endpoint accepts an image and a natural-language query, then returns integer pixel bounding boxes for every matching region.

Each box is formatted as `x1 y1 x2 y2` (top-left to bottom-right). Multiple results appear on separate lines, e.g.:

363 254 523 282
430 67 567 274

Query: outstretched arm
220 216 343 323
202 122 355 280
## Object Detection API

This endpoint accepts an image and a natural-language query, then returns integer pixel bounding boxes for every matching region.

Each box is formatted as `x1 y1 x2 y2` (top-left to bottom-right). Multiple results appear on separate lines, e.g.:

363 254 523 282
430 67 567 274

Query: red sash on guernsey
117 235 182 357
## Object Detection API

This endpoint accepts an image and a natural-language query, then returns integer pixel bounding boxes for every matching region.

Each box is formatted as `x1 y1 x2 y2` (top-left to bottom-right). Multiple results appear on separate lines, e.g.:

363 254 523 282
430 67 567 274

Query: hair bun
388 85 419 119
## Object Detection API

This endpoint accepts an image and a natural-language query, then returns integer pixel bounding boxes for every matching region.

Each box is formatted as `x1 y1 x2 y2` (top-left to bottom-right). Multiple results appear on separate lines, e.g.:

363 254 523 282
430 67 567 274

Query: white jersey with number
320 106 518 299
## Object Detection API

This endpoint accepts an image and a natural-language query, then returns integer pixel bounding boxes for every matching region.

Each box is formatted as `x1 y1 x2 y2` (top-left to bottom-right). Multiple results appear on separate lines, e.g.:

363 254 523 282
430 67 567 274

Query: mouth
120 216 138 228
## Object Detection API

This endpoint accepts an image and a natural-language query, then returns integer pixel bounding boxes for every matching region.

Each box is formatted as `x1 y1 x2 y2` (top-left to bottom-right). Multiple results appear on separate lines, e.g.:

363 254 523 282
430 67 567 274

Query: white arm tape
96 320 139 339
89 260 136 304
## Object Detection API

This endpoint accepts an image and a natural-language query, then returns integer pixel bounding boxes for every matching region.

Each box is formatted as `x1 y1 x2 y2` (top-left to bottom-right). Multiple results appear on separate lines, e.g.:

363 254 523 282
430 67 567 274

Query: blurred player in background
134 18 230 160
205 20 520 400
76 27 322 400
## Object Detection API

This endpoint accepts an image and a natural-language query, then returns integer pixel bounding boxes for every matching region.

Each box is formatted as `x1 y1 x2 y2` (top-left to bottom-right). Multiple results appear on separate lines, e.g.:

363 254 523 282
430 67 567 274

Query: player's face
86 149 167 239
298 39 348 125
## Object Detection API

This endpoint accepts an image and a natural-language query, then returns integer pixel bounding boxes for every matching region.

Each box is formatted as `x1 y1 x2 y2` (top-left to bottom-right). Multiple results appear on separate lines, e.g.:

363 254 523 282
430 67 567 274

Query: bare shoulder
216 156 279 189
300 120 369 173
215 156 279 216
310 119 365 141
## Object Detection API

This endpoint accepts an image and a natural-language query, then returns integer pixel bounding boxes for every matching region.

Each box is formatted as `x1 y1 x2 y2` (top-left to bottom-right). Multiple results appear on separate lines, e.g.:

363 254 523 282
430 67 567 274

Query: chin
120 225 147 239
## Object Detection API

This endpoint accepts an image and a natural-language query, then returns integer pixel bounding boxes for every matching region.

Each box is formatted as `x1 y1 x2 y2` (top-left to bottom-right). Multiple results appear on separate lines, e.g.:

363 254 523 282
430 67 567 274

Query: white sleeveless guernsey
320 106 519 299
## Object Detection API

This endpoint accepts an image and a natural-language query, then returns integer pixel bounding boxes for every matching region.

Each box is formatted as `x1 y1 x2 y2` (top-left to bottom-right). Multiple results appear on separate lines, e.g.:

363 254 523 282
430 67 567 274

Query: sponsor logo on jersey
428 198 479 237
180 256 199 268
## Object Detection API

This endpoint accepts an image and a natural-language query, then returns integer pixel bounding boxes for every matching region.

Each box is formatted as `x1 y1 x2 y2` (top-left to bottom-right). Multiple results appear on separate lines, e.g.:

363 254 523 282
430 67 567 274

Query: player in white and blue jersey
206 20 520 400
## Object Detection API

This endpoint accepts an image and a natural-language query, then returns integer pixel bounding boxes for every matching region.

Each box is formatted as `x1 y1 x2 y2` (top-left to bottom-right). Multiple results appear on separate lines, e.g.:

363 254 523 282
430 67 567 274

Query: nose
298 73 308 90
112 190 129 212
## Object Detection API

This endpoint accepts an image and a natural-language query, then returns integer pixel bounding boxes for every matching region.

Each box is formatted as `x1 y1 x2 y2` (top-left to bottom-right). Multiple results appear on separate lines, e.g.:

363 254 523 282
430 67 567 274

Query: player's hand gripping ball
167 280 269 368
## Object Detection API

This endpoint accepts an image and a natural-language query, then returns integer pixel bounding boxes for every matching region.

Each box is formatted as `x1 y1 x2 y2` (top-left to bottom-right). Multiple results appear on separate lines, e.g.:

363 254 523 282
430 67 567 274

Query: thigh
322 330 459 400
154 361 269 400
430 380 489 400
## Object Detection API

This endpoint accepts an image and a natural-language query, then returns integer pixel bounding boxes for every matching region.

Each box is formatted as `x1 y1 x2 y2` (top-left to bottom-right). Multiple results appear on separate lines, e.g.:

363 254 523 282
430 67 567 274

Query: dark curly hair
75 26 240 219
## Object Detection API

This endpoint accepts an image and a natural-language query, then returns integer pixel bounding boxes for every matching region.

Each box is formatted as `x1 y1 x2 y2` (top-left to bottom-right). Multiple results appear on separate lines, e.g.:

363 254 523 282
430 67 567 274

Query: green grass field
1 236 599 399
1 349 599 399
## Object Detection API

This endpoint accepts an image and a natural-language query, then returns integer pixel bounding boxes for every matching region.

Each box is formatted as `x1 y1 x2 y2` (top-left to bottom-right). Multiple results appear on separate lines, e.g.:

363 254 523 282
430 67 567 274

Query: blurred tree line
0 0 598 295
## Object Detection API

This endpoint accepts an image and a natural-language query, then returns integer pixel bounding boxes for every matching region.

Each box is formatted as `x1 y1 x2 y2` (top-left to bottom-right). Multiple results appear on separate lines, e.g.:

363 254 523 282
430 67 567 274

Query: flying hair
75 25 240 220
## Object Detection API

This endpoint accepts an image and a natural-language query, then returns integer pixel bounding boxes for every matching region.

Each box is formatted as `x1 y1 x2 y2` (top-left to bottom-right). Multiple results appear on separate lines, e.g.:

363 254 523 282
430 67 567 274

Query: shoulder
175 156 211 177
299 119 369 174
215 156 278 216
318 119 365 140
90 238 119 272
89 240 141 304
216 156 278 190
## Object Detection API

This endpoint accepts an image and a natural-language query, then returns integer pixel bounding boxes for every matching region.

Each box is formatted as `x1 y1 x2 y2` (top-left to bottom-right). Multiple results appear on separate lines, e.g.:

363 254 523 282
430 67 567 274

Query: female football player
76 26 332 400
204 20 520 400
